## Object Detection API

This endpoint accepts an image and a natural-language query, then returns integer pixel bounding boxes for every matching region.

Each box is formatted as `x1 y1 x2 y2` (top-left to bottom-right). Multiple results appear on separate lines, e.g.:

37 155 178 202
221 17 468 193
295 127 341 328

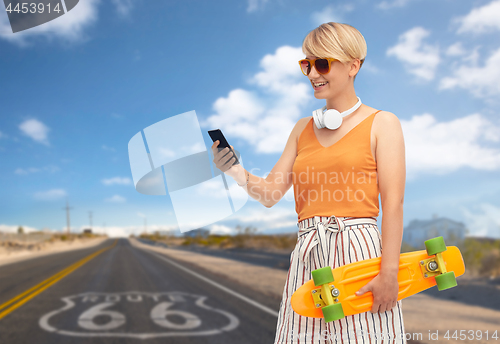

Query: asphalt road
0 239 281 343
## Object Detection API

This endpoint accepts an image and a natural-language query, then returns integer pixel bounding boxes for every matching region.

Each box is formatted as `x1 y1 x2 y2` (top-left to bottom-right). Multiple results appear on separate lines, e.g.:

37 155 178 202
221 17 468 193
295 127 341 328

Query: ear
348 59 361 78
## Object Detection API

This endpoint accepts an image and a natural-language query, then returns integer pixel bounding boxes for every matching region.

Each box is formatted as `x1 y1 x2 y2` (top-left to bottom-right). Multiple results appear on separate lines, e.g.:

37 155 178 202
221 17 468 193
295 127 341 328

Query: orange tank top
292 110 381 222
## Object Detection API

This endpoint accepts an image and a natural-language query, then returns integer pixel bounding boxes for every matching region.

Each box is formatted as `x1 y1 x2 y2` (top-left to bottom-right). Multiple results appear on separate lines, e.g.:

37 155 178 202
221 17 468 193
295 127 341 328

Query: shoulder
294 116 312 143
373 110 403 134
297 116 312 128
373 110 400 123
372 111 405 147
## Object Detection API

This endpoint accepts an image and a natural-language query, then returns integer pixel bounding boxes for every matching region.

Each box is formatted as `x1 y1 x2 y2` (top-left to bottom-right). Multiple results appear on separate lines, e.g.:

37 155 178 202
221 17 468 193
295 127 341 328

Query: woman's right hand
211 140 238 174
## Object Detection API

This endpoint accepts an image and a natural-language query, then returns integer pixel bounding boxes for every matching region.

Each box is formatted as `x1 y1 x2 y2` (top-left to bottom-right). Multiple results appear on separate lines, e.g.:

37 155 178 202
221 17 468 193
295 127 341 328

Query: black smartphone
208 129 240 166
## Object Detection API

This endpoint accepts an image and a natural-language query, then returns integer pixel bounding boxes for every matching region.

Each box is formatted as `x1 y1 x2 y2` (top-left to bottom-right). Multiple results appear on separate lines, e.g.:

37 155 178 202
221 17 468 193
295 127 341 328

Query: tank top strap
298 109 381 150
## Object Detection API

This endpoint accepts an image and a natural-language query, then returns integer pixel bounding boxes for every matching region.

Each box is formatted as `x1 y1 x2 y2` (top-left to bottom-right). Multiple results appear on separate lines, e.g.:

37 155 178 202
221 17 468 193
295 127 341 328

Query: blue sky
0 0 499 238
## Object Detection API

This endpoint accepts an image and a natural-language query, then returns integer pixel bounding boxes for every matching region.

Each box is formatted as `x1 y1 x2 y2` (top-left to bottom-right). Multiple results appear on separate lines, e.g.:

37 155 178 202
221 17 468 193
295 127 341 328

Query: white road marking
141 248 280 318
39 291 240 339
78 302 126 331
151 301 201 330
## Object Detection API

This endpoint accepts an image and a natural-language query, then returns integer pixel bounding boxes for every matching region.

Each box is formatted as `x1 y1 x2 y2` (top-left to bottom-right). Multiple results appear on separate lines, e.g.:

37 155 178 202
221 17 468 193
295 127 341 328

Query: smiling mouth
313 81 328 88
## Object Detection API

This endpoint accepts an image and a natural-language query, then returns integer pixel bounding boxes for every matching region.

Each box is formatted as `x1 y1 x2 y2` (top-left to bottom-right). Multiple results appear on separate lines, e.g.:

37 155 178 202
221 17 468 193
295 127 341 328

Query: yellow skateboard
291 236 465 322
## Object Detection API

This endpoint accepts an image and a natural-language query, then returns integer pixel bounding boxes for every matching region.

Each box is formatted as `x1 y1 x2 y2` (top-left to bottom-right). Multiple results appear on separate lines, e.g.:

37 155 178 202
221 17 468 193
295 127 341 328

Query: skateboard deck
291 237 465 322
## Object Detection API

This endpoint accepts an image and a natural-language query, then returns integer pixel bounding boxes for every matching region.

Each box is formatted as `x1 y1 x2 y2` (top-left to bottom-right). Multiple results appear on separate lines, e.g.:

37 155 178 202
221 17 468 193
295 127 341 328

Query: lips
312 81 328 90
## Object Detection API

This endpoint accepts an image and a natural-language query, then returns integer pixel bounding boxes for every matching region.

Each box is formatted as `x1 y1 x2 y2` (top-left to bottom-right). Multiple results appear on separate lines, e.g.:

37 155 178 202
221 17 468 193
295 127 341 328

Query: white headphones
313 97 363 130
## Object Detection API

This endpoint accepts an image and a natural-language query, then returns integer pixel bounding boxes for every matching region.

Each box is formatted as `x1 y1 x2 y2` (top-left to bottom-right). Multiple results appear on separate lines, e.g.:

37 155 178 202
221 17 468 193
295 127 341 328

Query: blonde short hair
302 22 367 70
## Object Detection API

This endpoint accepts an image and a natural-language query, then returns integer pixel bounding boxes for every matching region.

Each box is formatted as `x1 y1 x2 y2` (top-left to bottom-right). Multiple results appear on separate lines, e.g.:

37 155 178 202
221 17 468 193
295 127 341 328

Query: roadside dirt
131 238 500 344
0 237 108 267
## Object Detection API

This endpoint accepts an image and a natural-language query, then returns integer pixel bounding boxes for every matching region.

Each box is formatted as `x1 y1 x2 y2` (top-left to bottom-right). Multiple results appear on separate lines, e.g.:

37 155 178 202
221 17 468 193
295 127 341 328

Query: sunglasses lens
300 60 311 75
315 59 330 74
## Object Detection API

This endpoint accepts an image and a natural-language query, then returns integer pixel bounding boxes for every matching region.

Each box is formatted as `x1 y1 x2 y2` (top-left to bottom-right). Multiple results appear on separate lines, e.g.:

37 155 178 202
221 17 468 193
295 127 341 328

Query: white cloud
16 167 41 175
401 113 500 180
445 42 466 57
102 145 116 152
195 178 234 200
461 203 500 238
34 189 67 201
207 224 234 235
311 4 354 25
360 61 381 74
377 0 411 10
234 206 296 225
0 224 40 233
211 89 265 125
105 195 126 203
203 45 312 154
19 118 50 145
15 165 59 175
455 0 500 34
247 0 269 13
102 177 132 185
440 47 500 98
0 223 178 238
250 46 309 96
81 225 126 237
91 224 177 237
386 27 440 81
111 0 134 17
0 0 99 46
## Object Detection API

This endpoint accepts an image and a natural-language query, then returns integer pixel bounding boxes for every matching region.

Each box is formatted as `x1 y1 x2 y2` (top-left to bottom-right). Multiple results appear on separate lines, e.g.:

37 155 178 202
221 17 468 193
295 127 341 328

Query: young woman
212 22 406 344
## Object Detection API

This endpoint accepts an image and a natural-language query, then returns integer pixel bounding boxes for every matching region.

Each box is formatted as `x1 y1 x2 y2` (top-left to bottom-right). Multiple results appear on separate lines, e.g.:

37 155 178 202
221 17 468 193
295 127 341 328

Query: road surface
0 239 280 343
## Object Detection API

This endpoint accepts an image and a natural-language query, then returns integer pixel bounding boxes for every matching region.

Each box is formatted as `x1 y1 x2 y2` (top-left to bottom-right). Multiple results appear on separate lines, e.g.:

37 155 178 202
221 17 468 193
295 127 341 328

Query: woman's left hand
355 272 399 313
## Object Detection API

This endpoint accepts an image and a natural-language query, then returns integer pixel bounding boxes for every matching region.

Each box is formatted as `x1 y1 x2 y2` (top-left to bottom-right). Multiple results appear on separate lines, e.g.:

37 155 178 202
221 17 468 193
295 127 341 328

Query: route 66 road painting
39 291 239 339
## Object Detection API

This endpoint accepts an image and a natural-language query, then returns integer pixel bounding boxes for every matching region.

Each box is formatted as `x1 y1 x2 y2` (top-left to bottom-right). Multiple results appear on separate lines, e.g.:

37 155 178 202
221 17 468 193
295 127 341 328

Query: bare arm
376 111 406 276
211 118 308 208
356 110 406 313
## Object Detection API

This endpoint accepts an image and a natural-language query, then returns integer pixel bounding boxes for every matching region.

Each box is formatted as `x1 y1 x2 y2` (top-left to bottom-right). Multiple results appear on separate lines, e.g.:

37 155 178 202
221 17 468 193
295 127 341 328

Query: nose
308 64 321 79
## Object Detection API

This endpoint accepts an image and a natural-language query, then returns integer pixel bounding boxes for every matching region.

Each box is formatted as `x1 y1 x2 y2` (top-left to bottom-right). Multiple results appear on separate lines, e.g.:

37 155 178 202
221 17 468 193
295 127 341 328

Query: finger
356 284 371 296
218 157 234 172
211 142 220 157
214 151 229 167
386 301 393 312
215 147 230 161
379 303 388 313
220 148 233 160
371 302 380 313
223 157 236 167
221 151 235 164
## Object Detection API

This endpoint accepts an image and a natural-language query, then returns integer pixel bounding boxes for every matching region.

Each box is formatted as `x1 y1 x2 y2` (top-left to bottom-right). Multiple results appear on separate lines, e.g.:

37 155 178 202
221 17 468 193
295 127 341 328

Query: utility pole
62 200 73 234
89 211 93 231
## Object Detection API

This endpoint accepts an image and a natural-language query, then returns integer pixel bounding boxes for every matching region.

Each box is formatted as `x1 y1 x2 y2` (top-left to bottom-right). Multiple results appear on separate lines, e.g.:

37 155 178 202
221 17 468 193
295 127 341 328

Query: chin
313 91 327 99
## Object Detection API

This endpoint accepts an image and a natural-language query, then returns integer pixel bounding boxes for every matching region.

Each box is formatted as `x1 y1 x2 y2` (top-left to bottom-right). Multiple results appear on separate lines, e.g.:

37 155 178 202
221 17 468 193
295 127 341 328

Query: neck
325 89 359 114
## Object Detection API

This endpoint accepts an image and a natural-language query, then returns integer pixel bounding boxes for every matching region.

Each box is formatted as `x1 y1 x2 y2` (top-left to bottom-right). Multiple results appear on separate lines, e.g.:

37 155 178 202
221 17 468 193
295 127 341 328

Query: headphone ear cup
312 108 324 129
323 109 342 130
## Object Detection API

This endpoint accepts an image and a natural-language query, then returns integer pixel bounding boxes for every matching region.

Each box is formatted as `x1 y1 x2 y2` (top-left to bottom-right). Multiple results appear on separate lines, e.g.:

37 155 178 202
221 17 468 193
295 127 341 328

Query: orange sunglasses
298 58 337 76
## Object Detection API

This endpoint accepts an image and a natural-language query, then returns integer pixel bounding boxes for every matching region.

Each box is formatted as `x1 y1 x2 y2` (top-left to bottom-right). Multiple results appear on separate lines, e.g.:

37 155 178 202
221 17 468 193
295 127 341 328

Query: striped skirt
273 215 406 344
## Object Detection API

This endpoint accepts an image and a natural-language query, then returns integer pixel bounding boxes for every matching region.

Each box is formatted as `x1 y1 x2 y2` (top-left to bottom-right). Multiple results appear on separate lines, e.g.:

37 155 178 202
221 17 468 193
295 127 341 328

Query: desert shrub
460 238 500 277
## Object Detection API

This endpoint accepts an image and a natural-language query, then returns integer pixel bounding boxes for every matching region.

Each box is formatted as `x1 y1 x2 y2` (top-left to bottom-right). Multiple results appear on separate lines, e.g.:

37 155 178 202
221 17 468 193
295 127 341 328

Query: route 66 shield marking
39 291 239 339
